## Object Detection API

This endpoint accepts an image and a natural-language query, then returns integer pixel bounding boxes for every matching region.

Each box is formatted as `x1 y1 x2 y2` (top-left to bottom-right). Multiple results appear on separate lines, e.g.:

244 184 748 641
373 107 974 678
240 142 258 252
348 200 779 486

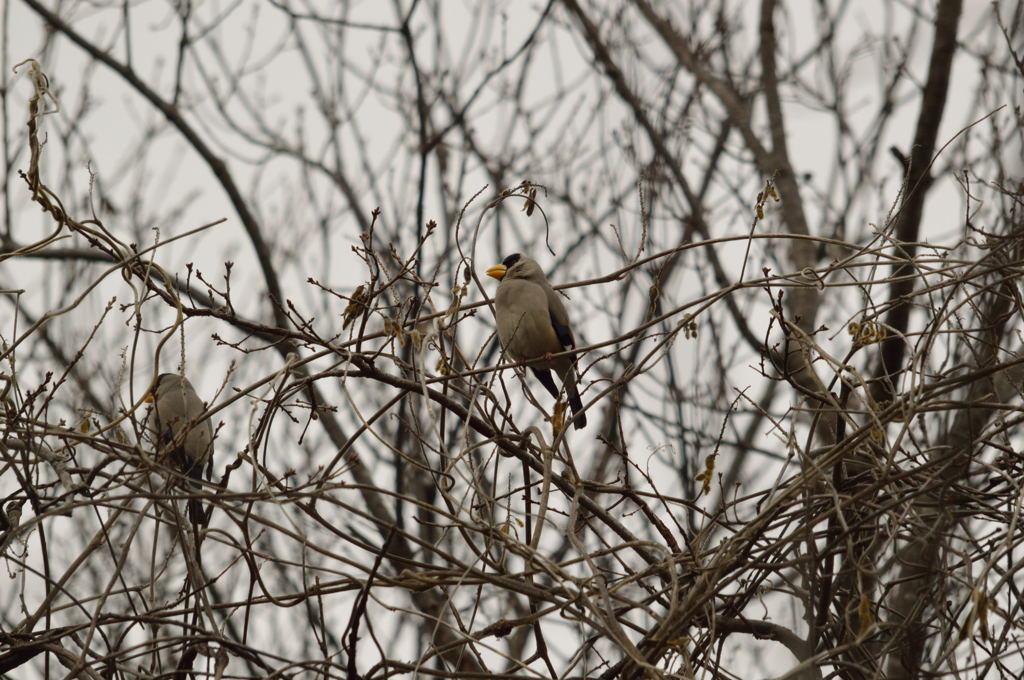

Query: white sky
2 0 1021 676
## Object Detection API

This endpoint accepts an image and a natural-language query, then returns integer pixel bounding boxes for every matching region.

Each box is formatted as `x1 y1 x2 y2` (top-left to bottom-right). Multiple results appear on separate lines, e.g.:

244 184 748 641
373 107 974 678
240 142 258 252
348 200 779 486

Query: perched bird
145 373 214 525
486 253 587 430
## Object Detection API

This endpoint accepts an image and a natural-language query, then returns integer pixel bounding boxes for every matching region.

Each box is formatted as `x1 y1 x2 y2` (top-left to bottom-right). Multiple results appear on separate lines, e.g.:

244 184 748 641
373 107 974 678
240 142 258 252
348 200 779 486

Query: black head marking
501 253 522 268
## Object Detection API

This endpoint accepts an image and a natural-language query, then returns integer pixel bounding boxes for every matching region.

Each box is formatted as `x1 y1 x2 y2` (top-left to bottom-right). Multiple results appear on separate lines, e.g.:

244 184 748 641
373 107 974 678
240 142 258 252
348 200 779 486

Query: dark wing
548 310 576 351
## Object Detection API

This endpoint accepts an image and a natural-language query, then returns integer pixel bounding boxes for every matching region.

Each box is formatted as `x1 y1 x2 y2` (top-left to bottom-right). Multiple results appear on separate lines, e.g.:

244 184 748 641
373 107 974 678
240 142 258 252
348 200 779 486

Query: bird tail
173 448 207 526
564 373 587 430
532 365 587 430
187 499 205 526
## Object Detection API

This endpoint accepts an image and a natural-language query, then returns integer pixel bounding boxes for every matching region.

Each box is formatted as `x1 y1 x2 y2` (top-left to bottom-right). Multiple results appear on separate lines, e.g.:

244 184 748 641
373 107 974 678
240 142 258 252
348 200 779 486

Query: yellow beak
144 391 155 404
485 264 507 280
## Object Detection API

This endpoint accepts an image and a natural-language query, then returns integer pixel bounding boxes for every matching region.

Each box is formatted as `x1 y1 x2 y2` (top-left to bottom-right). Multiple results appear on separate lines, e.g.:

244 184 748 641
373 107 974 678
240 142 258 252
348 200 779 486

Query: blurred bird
0 499 26 556
145 373 214 525
486 253 587 430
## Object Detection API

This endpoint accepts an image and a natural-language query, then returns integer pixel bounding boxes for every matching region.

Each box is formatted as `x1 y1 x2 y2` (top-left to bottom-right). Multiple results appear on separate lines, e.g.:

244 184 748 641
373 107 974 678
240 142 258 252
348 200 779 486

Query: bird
145 373 214 525
486 253 587 430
